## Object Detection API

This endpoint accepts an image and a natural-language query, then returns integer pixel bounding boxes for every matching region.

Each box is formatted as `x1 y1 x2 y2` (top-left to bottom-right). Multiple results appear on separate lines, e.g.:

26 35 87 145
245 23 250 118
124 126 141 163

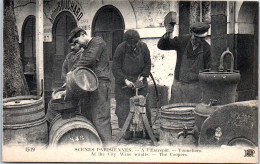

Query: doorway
92 5 125 96
236 2 258 100
52 11 77 90
22 15 36 94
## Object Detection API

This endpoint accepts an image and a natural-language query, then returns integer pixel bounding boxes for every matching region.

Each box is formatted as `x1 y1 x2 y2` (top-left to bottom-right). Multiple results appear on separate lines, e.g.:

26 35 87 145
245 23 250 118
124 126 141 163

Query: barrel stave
3 121 48 146
3 104 45 125
3 96 48 146
49 114 102 147
160 104 196 146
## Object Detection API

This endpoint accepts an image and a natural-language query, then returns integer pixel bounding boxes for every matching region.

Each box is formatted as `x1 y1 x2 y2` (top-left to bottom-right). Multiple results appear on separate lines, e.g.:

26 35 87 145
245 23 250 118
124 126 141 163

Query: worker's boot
124 130 133 140
135 131 143 138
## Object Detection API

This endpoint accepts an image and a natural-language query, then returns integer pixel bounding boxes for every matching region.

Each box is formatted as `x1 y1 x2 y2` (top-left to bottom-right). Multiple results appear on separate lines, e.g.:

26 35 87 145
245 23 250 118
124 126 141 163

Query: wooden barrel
66 67 98 99
49 114 102 147
199 100 258 147
159 103 196 146
50 87 79 111
3 96 48 146
46 87 81 124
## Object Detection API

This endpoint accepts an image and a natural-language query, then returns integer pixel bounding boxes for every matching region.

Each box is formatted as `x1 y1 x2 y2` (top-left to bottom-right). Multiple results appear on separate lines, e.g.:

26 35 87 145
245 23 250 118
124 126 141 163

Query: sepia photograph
2 0 258 163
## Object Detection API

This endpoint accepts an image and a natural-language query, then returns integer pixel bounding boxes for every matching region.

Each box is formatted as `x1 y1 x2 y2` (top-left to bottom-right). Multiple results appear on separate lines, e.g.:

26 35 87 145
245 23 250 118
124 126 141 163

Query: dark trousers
81 80 112 142
115 84 151 129
170 80 202 103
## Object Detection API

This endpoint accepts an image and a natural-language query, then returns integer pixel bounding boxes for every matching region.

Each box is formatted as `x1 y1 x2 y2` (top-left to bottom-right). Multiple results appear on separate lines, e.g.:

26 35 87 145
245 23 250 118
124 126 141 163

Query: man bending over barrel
67 27 112 145
61 41 83 81
46 39 84 126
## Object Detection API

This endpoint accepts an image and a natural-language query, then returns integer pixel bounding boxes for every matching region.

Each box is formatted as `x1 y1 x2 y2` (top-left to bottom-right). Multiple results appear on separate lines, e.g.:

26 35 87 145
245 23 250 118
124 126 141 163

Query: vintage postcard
2 0 258 163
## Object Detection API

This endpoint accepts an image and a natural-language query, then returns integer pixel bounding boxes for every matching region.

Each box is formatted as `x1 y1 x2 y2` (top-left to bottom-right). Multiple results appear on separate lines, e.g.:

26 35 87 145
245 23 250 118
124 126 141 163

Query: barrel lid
161 106 194 114
161 125 194 130
4 99 37 106
3 96 40 107
74 68 98 91
162 103 196 110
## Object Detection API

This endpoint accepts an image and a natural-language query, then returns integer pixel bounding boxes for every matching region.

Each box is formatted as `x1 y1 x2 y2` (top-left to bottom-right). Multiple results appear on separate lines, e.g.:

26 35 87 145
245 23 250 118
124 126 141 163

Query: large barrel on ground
46 86 82 124
66 67 98 100
49 114 102 147
199 100 258 147
159 103 196 146
3 96 48 146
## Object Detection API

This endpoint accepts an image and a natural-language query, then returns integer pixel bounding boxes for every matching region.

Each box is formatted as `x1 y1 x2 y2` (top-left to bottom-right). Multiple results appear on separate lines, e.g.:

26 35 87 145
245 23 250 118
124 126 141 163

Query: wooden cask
66 67 98 100
49 114 102 147
3 96 48 146
159 103 196 146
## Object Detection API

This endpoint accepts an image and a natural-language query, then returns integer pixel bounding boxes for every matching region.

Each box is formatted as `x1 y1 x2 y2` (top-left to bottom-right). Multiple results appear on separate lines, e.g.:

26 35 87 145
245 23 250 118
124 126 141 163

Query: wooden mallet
164 11 177 39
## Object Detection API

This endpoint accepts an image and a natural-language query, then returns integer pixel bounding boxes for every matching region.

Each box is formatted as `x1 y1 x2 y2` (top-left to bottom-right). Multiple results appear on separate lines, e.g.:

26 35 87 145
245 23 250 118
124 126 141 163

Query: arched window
52 11 77 89
236 2 258 100
92 5 125 61
92 6 125 96
22 15 36 94
22 15 36 72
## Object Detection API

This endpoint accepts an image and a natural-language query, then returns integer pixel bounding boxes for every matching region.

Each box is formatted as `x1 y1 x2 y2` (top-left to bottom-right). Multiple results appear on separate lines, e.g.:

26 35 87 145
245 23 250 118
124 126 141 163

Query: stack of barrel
47 67 103 147
3 67 103 148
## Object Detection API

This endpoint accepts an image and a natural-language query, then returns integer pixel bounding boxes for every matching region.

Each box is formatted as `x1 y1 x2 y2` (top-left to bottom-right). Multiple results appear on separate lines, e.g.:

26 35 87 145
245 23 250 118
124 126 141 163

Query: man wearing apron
112 30 152 140
157 22 211 103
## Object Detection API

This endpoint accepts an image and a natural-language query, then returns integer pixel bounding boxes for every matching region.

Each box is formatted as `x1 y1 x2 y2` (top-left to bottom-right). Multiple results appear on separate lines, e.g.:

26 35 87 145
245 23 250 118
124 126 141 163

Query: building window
52 11 77 89
92 5 125 61
22 15 36 73
22 15 36 94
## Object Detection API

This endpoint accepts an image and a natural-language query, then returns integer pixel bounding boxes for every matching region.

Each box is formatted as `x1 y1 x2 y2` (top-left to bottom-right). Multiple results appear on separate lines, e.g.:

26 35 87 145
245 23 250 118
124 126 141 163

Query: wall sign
49 0 85 24
43 27 52 42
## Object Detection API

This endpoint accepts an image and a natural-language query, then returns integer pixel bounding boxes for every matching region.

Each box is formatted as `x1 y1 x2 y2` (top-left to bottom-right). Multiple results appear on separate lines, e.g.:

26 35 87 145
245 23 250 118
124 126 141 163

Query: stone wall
130 0 170 28
14 0 36 42
142 39 175 84
13 0 258 102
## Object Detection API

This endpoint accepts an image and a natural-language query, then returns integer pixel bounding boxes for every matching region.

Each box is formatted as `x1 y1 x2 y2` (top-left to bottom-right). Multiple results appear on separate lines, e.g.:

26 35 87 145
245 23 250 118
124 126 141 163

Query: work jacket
61 49 83 81
72 36 110 81
157 34 211 83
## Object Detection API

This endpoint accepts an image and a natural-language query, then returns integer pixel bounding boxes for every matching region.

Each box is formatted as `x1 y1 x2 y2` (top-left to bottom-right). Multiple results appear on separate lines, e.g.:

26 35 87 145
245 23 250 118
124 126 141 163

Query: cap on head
67 27 86 43
190 22 210 37
124 29 140 45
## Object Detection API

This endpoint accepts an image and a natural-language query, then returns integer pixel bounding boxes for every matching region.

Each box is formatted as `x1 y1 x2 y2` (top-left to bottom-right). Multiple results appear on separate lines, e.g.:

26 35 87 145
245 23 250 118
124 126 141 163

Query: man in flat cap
67 27 112 145
157 22 211 103
61 41 83 81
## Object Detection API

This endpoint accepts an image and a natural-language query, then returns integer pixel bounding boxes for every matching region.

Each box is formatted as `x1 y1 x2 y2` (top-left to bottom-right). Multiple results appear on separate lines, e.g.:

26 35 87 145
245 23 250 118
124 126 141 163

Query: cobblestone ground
110 98 160 147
